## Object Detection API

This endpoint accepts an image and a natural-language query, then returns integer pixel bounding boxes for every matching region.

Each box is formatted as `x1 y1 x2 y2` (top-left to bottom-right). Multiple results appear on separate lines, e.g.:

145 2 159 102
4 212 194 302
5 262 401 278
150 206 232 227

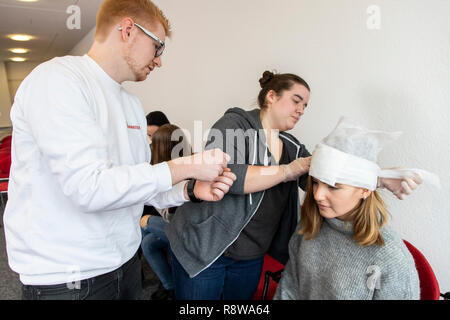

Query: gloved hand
377 168 423 200
281 156 311 182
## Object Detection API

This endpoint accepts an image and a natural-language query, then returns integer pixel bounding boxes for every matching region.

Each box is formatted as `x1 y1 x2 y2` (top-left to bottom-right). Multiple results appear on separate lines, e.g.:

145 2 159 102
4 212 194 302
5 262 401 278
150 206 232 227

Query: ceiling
0 0 103 63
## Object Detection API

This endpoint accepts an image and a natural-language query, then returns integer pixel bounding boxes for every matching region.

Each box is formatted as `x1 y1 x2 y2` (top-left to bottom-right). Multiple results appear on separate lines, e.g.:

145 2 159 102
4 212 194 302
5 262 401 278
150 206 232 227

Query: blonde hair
95 0 172 42
300 176 390 247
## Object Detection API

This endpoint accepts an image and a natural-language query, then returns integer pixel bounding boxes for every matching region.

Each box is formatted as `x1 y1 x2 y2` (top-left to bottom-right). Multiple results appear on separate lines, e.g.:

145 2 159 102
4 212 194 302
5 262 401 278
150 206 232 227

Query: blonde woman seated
273 118 434 300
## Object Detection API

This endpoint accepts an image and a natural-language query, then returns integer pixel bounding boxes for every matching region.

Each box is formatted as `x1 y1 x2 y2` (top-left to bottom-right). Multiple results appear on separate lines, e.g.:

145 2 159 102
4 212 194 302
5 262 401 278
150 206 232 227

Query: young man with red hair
4 0 235 300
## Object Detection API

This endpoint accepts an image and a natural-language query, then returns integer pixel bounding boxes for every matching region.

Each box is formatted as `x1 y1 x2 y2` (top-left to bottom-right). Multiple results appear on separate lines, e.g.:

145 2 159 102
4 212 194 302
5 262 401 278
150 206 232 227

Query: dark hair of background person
146 111 170 127
257 71 311 109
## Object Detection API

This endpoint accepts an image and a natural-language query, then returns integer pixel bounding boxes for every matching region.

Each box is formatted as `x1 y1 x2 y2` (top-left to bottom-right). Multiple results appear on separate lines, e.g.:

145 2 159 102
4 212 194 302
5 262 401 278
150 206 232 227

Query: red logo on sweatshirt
127 124 141 130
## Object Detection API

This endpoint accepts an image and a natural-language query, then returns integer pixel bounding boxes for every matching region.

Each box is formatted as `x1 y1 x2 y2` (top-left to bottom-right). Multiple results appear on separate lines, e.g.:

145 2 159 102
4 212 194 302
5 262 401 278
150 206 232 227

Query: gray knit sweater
273 218 420 300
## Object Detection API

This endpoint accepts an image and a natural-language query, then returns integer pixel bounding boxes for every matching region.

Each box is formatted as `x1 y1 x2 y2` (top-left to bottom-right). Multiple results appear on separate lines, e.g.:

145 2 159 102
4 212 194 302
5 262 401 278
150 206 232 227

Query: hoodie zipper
279 133 301 157
192 188 266 278
193 131 264 277
280 133 302 223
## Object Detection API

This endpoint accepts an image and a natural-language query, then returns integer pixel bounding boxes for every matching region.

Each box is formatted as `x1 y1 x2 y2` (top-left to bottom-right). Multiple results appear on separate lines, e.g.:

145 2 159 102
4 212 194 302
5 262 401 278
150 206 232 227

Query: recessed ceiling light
17 0 39 2
10 57 27 62
9 48 29 54
8 34 34 41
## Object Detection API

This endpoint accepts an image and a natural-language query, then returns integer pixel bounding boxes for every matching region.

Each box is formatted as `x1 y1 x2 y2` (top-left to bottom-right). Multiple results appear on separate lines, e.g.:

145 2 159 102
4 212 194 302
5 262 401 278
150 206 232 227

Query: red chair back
0 181 7 192
0 153 11 176
0 135 11 176
253 255 284 300
403 240 440 300
0 135 12 149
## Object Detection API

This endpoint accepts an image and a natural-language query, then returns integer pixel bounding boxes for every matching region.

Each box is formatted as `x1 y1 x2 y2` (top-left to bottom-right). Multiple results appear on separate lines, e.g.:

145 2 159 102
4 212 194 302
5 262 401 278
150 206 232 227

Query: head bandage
310 117 440 190
310 143 381 190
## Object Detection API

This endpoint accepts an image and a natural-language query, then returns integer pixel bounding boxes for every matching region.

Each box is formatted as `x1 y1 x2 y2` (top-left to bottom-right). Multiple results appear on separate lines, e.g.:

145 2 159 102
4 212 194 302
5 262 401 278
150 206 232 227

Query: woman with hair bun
166 71 421 300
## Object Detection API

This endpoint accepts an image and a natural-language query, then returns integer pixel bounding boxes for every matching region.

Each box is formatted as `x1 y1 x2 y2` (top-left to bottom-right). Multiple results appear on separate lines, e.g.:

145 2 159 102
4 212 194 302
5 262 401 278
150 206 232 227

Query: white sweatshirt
3 55 188 285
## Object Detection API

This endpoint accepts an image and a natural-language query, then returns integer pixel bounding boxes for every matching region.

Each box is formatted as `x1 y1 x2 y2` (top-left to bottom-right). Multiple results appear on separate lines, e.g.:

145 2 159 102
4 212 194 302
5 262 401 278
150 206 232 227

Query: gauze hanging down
274 117 440 300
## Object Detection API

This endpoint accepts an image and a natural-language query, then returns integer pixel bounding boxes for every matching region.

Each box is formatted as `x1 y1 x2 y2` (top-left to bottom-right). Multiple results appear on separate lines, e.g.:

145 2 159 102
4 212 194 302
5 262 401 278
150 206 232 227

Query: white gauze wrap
310 143 381 190
309 117 440 190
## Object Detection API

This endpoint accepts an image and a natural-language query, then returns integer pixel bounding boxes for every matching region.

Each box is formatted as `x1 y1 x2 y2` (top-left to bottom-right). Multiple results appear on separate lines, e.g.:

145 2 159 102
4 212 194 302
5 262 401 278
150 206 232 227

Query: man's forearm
167 160 193 185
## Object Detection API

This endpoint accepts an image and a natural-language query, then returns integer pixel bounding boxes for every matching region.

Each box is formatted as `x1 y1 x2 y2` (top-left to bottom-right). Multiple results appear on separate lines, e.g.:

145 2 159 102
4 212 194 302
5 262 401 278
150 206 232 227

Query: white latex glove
378 168 423 200
281 156 311 182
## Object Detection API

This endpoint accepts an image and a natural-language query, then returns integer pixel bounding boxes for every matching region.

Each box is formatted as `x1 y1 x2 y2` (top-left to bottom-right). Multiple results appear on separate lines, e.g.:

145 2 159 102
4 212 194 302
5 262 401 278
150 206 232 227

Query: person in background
141 124 191 300
142 111 170 217
140 110 170 277
146 111 170 144
4 0 235 300
274 117 429 300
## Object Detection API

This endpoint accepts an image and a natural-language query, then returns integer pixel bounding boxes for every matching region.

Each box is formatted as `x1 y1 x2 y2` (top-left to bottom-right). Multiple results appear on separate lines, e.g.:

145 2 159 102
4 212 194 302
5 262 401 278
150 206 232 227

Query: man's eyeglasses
118 23 165 58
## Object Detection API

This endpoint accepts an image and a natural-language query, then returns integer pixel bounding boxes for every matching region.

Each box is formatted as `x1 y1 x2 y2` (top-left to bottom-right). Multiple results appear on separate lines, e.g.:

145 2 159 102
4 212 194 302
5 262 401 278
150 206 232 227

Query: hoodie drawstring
249 133 258 206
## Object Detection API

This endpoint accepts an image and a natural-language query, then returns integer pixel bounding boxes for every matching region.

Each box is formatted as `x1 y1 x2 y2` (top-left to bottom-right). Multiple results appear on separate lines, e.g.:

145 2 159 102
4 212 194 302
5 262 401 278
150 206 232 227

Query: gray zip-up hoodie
166 108 310 278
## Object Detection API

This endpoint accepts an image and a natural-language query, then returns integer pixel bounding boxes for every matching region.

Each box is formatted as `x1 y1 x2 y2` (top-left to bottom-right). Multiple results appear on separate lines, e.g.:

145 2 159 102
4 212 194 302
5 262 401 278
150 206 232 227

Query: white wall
70 27 96 57
71 0 450 292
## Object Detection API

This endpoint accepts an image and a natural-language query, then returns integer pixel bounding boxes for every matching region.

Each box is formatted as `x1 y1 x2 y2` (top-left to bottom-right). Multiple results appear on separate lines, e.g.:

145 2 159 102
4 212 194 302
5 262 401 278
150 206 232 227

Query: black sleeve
297 145 311 191
142 205 161 217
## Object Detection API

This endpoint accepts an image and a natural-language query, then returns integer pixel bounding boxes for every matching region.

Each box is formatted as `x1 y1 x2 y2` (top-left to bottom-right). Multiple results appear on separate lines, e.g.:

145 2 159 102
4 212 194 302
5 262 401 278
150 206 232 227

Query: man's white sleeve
147 181 189 209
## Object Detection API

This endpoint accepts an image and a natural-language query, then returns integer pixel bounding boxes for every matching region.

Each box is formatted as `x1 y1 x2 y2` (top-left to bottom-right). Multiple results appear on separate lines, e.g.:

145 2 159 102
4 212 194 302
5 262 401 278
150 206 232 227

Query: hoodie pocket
182 215 229 259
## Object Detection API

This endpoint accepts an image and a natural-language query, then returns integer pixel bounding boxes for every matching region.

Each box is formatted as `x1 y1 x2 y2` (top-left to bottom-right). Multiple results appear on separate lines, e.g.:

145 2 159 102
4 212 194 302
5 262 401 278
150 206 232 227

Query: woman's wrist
280 164 288 182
